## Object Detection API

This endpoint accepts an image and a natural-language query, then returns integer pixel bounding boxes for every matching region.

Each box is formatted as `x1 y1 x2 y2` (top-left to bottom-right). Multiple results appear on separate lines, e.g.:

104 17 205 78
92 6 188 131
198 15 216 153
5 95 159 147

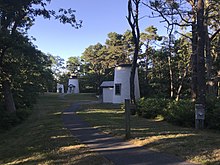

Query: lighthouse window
115 84 121 95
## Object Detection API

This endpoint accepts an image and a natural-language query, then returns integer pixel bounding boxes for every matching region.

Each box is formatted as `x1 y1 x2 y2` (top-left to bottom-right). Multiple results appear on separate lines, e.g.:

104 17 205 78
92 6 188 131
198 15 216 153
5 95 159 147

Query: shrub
0 108 31 131
16 108 31 121
137 98 168 119
0 111 20 131
164 100 195 127
137 97 220 130
121 102 137 115
206 98 220 130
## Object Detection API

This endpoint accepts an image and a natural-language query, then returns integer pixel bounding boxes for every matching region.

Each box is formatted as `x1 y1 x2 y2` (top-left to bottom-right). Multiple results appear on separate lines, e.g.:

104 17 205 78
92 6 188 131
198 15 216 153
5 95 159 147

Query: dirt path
62 102 195 165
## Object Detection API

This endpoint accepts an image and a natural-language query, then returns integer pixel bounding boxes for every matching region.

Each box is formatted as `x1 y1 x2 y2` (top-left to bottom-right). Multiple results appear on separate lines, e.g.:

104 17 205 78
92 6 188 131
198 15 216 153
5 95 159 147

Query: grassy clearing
77 103 220 165
0 93 112 165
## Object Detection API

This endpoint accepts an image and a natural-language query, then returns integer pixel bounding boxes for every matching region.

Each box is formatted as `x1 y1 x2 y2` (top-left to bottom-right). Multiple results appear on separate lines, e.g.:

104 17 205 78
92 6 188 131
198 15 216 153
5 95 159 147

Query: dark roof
68 84 76 87
100 81 114 88
116 64 132 67
116 64 139 68
70 76 78 79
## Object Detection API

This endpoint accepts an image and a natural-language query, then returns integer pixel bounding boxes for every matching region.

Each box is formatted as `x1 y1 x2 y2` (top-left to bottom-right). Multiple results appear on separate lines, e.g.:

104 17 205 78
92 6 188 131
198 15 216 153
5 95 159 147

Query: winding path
62 102 194 165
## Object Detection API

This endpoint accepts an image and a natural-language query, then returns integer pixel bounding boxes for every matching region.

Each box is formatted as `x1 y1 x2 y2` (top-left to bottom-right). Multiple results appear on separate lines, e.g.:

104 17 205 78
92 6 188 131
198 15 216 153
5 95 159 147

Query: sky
28 0 167 61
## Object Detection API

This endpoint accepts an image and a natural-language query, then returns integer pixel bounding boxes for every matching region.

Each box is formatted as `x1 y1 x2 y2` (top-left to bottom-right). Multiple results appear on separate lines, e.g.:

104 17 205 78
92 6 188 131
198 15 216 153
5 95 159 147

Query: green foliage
66 56 81 75
164 100 195 127
81 43 107 93
137 98 168 118
79 74 101 94
6 43 55 108
82 43 107 74
16 108 31 121
138 35 192 99
48 54 65 81
105 31 133 65
148 50 171 97
0 108 31 131
57 73 69 93
0 0 81 33
206 98 220 130
0 111 19 131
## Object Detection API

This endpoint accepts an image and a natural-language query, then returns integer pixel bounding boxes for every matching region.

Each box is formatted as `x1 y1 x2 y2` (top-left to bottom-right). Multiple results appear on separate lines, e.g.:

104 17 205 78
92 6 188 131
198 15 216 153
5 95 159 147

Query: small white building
100 81 114 103
101 64 140 104
57 83 64 93
67 76 80 94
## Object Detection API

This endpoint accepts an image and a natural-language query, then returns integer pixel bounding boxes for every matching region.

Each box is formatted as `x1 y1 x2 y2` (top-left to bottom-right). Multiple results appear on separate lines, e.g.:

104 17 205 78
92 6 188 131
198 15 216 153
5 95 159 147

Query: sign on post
195 104 205 129
195 104 205 120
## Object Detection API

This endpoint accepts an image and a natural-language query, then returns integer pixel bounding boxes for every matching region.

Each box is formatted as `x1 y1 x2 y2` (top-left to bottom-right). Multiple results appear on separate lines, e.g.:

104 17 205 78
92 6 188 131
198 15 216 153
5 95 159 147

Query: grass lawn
0 93 112 165
77 103 220 165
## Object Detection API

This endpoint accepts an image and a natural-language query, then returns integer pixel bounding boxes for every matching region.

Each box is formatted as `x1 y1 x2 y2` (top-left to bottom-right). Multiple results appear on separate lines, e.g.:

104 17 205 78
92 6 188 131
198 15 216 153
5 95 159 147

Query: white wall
57 84 64 93
67 78 79 94
102 88 114 103
112 65 140 103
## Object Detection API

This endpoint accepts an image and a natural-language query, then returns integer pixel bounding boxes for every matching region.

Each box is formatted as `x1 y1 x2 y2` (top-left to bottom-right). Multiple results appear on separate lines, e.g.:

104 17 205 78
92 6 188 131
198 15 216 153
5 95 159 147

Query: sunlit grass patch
77 103 220 165
58 144 86 153
50 135 69 139
5 153 46 165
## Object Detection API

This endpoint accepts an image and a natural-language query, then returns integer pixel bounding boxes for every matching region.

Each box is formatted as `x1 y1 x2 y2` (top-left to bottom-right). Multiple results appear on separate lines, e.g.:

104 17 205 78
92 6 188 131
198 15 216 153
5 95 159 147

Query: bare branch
210 28 220 41
175 31 192 41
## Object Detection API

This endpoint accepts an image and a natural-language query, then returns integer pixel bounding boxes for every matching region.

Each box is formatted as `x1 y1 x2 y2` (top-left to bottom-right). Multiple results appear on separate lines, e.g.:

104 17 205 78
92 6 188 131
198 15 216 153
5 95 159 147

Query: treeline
0 37 55 130
62 26 219 100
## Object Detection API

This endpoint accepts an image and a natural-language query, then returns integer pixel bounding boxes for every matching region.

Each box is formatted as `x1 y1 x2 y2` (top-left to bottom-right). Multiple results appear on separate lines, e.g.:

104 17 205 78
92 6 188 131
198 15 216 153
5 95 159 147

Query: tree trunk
130 43 139 104
2 80 16 113
168 29 174 99
175 64 188 101
196 0 206 105
191 21 198 101
205 25 215 96
127 0 140 104
218 71 220 96
168 56 174 98
145 48 149 86
0 49 17 113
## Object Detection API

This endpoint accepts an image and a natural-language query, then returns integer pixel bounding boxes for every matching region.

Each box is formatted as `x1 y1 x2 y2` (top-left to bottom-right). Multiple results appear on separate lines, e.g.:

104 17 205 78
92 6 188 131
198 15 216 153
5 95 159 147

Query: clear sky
28 0 167 61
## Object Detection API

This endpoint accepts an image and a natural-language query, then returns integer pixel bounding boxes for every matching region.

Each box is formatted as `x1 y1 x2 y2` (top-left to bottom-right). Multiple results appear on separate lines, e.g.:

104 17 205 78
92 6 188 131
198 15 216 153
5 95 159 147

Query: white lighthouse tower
57 83 64 93
67 75 79 94
112 64 140 104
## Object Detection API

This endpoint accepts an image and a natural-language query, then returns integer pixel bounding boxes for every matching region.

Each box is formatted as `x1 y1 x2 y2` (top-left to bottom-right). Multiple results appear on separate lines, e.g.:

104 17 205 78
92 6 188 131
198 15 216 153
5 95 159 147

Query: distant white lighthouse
57 83 64 93
113 64 140 103
67 75 79 94
100 64 140 103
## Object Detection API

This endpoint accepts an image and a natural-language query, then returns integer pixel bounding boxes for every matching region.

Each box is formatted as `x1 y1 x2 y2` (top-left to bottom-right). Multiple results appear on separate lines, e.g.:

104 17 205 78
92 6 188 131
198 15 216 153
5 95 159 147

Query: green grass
64 93 98 101
0 93 112 165
77 103 220 165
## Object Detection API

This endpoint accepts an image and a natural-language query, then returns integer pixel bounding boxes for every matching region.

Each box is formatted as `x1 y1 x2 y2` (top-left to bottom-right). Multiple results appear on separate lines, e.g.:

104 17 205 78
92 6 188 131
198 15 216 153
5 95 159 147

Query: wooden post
125 99 131 139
